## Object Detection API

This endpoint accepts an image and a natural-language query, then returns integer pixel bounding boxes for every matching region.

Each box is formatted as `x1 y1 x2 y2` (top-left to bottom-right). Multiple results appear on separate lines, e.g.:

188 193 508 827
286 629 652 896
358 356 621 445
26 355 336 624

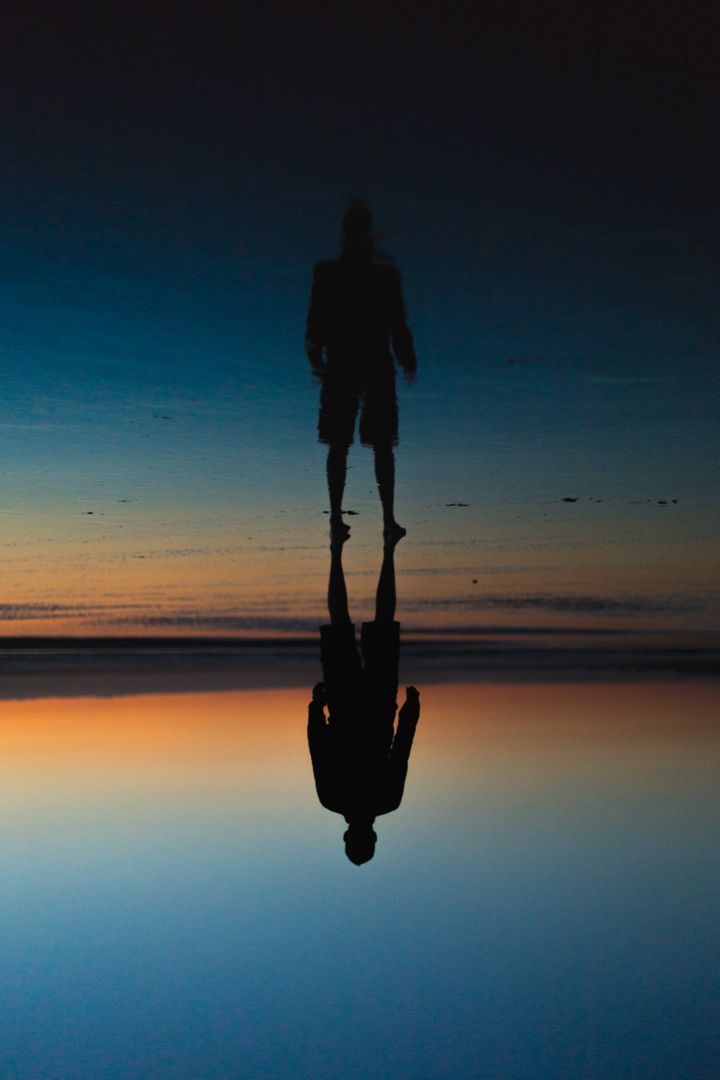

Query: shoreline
0 639 717 701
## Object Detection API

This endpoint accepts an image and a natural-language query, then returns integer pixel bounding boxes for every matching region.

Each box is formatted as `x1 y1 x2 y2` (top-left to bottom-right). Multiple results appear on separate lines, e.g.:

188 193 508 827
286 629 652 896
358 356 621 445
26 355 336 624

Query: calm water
1 674 718 1079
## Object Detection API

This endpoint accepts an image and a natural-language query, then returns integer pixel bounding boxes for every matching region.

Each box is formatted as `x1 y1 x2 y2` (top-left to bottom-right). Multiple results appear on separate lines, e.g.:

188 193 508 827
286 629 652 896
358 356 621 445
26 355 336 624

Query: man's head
341 199 374 259
343 819 377 865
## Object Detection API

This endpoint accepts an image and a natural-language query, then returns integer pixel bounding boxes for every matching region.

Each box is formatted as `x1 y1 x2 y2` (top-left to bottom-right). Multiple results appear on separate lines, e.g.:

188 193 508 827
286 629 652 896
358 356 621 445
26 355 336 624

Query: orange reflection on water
1 689 300 758
412 679 720 808
0 689 310 822
1 680 717 816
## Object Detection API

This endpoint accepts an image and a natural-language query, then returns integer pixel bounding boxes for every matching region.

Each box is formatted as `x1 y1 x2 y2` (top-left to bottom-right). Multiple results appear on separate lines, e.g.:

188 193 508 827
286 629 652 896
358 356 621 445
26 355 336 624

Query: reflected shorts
319 621 399 732
360 621 400 710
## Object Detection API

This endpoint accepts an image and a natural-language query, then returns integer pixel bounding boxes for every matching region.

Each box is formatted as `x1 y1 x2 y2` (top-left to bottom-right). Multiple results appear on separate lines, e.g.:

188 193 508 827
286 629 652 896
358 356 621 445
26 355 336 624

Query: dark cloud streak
406 595 705 616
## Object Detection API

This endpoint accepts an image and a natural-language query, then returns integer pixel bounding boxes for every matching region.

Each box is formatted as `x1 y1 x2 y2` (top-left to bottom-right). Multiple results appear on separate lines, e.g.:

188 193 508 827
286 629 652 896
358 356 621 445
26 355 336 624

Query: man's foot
383 521 406 546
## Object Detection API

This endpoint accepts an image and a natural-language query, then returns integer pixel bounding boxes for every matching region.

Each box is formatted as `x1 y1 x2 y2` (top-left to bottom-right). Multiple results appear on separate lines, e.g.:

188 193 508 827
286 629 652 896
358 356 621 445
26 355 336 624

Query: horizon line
0 630 718 651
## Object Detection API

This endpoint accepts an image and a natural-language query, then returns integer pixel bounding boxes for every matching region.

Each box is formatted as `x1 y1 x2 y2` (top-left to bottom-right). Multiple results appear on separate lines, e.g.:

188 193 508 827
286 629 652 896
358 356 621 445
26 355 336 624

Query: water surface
1 676 717 1079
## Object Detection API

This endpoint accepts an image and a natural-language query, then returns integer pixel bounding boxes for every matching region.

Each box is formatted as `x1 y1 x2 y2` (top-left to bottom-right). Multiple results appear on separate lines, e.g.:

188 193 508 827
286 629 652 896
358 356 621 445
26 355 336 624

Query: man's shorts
318 384 398 447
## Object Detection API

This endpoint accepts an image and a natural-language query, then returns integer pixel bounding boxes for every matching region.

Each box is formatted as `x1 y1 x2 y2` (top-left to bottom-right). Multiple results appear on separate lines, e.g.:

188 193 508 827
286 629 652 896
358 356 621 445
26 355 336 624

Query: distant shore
0 635 717 701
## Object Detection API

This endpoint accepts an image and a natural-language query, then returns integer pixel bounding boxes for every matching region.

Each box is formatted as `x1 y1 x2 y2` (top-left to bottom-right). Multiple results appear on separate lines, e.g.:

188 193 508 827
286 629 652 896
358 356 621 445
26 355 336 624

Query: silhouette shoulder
376 263 402 288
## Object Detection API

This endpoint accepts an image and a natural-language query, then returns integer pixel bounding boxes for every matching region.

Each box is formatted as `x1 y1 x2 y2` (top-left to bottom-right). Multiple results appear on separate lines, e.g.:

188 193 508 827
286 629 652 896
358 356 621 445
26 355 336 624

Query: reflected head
343 821 377 865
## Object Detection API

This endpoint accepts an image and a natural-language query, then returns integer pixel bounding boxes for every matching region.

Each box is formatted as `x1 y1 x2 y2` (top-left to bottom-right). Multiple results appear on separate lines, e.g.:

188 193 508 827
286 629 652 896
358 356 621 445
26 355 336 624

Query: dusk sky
2 1 718 638
2 17 719 1071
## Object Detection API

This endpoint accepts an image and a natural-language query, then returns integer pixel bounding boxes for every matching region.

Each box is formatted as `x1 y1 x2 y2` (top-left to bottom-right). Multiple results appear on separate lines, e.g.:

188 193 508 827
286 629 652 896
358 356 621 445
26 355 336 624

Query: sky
2 1 718 638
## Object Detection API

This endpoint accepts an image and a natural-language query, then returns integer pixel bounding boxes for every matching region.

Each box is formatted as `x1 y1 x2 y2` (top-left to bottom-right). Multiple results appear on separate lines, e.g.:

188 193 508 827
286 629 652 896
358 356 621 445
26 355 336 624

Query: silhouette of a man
306 200 417 542
307 533 420 864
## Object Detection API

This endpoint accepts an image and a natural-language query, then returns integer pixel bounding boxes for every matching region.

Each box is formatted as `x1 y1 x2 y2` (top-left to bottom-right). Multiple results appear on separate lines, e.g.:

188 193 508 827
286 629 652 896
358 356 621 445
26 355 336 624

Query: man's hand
399 685 420 722
306 343 325 383
312 682 327 707
308 682 328 727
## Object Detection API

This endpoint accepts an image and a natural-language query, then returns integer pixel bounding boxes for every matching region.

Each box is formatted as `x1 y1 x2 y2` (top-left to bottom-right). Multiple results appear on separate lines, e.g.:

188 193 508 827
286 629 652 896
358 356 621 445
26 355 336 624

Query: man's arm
393 686 420 754
307 682 345 814
307 681 327 733
388 269 417 380
305 264 327 382
379 687 420 813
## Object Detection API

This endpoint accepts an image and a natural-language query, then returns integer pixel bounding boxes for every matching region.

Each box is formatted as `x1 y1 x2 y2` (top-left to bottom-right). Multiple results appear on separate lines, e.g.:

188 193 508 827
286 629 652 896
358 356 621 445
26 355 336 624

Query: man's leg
327 441 351 539
373 442 406 544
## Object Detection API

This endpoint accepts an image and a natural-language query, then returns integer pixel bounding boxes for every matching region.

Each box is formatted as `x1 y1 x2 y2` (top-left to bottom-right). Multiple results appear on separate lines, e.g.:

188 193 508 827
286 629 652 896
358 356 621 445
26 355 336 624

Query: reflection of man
306 200 416 544
307 534 420 864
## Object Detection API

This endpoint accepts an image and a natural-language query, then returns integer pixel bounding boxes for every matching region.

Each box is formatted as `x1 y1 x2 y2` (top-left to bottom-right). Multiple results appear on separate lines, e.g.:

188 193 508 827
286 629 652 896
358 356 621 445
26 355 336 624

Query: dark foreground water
0 666 717 1079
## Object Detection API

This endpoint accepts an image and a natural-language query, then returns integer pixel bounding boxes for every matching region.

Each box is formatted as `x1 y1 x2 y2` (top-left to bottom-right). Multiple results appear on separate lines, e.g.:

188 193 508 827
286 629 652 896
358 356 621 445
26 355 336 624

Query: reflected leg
374 534 397 625
328 534 352 627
